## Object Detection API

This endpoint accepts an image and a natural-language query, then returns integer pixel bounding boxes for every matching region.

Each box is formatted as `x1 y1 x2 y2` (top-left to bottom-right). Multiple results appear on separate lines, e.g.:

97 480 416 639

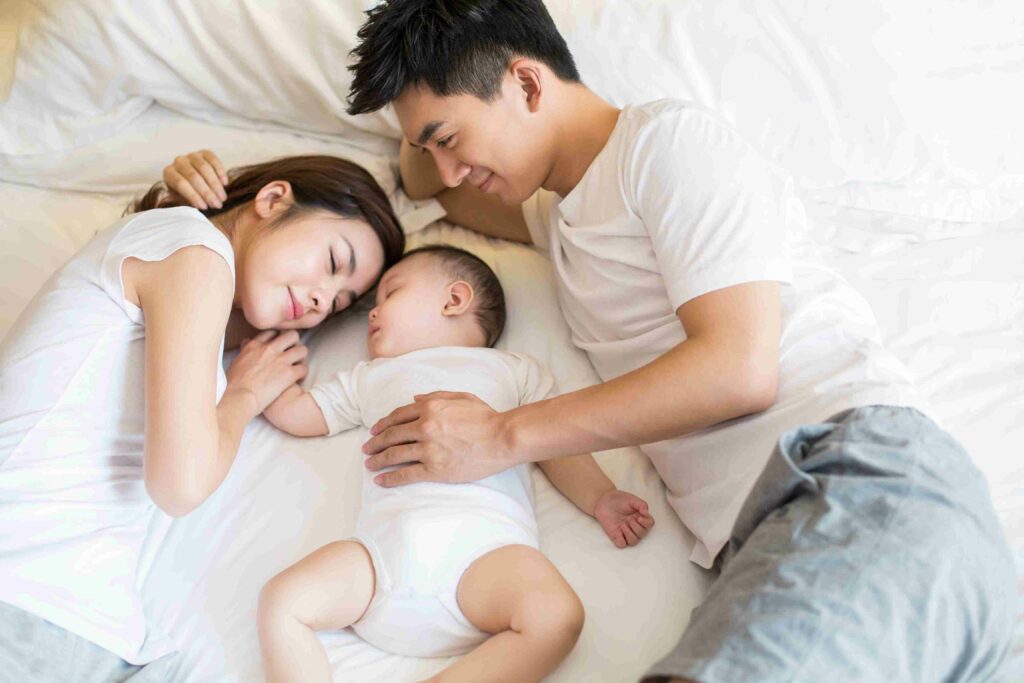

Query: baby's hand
593 490 655 548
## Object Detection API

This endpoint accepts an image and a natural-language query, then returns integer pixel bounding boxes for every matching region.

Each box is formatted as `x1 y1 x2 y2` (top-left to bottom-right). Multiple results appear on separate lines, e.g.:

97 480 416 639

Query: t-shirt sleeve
514 354 559 405
521 188 558 252
626 108 793 311
308 366 364 436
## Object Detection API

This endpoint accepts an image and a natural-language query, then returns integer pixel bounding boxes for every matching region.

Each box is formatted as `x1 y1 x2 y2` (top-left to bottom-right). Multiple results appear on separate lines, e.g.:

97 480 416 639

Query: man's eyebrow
416 120 445 146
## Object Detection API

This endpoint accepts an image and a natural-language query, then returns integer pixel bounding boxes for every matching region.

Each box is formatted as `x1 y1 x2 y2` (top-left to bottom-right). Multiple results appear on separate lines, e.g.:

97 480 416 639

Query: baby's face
367 254 454 359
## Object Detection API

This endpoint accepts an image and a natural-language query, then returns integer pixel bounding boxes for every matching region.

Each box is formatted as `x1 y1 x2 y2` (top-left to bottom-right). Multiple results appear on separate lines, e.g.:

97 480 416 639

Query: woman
0 152 405 681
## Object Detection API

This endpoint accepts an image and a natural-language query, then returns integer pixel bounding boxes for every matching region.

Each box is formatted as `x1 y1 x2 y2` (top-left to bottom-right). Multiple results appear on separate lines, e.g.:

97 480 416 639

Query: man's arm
400 138 532 244
362 280 780 486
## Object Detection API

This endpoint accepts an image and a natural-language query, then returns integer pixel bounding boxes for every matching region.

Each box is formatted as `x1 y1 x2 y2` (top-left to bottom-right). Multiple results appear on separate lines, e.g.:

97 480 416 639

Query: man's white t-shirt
0 207 234 662
522 99 921 567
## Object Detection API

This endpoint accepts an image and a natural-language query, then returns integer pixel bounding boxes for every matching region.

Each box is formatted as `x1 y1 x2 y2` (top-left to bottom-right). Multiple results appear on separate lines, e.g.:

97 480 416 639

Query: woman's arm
264 385 329 437
129 246 307 516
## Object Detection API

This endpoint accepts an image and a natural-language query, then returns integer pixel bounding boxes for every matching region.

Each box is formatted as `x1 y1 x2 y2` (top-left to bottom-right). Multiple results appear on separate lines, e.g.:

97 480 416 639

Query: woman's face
237 210 386 330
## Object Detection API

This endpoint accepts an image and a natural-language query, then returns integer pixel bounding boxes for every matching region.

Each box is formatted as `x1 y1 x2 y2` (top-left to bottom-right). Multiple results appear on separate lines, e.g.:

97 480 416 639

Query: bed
1 1 1021 681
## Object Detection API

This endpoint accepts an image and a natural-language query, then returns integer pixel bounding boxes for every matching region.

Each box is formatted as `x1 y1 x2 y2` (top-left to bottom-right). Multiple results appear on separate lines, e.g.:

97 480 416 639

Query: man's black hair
347 0 581 115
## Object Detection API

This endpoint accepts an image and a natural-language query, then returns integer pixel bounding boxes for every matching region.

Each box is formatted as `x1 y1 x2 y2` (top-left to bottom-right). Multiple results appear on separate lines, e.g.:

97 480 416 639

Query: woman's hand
163 150 230 211
362 391 516 487
593 490 655 548
225 330 308 417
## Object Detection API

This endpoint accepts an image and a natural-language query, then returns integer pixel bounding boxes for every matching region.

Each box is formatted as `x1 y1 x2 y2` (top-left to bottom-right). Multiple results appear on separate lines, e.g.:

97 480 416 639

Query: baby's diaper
351 510 538 657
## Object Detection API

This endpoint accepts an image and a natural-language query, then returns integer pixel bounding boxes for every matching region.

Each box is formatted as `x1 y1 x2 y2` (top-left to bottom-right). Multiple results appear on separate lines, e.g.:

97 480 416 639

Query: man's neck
542 85 621 198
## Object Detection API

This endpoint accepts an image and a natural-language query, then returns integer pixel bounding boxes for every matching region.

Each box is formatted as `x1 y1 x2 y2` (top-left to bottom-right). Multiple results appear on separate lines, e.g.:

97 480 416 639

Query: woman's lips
288 289 304 321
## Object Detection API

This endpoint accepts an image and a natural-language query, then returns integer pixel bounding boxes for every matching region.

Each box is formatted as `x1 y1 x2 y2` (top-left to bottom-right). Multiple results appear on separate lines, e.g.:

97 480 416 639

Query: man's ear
509 58 543 113
442 281 475 317
253 180 294 218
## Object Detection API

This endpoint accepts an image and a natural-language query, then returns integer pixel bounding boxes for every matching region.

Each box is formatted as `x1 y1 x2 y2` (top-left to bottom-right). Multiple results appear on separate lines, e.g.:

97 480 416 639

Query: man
345 2 1014 681
167 1 1015 680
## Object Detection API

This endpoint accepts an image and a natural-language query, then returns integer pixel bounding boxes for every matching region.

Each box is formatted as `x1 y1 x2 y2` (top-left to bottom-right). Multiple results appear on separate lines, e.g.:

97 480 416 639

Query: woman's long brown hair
130 155 405 275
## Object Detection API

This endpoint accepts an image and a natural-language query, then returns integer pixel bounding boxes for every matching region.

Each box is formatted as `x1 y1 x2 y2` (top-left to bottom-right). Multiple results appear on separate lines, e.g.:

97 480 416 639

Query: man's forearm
504 336 777 464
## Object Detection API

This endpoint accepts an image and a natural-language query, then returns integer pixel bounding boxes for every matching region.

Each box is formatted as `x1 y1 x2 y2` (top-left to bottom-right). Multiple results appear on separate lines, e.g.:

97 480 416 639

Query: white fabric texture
0 207 234 665
3 0 1021 222
0 0 399 156
524 99 922 567
310 348 550 657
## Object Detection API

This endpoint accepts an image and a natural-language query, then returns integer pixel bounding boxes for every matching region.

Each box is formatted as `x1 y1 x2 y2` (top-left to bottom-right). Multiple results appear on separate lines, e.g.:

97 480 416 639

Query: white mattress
1 103 1021 682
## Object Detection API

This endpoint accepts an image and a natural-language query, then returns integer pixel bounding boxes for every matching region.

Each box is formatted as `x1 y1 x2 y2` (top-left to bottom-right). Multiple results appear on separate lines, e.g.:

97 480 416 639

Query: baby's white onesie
309 346 555 657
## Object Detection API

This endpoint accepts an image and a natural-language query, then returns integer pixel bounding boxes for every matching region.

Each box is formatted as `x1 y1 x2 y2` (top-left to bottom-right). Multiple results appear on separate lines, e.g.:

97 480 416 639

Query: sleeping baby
256 245 655 683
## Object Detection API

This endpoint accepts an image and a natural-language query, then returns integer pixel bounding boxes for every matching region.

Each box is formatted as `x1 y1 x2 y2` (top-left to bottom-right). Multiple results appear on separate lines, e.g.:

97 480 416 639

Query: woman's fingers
272 329 301 351
283 343 308 365
200 149 229 186
253 329 278 343
164 159 209 210
192 151 227 204
172 155 221 209
290 362 308 384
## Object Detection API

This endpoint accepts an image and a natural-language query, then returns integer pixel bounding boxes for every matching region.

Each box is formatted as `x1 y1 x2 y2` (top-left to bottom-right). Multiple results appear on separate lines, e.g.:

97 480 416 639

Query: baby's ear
442 281 475 317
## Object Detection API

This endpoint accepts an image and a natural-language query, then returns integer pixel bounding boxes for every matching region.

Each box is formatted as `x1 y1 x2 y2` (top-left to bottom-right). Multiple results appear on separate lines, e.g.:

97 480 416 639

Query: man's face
393 78 551 205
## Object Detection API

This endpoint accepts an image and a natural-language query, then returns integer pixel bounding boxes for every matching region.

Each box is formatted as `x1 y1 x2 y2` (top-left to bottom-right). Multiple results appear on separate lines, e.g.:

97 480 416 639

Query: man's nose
434 151 471 188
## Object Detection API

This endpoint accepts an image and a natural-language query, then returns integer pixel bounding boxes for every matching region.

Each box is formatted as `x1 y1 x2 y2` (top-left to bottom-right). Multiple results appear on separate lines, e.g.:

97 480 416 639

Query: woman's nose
310 289 328 314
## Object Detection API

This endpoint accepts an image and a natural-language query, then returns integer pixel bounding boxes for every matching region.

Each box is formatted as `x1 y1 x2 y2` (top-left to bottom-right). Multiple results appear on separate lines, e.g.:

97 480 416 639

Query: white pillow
0 0 400 155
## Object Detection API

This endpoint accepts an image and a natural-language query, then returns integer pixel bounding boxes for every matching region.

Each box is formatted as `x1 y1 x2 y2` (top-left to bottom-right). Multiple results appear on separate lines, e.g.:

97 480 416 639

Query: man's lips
473 172 495 192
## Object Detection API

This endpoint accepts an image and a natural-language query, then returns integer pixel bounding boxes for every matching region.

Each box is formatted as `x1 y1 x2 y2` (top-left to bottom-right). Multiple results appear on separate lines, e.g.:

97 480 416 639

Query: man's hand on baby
362 391 514 487
593 490 655 548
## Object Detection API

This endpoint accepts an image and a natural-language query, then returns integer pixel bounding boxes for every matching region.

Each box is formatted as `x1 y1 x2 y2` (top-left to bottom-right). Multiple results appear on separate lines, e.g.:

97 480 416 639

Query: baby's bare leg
257 540 375 683
424 545 584 683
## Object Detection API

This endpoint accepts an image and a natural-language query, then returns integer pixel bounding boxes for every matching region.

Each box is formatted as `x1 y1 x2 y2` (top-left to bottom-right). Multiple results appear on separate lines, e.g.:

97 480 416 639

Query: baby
256 245 655 683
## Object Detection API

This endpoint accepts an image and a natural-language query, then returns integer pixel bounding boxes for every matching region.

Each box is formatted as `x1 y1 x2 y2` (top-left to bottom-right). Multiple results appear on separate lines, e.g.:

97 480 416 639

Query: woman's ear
253 180 294 218
442 281 475 317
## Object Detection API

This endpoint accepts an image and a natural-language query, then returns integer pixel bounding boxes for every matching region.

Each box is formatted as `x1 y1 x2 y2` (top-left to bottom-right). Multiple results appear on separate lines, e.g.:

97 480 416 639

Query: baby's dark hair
404 244 506 347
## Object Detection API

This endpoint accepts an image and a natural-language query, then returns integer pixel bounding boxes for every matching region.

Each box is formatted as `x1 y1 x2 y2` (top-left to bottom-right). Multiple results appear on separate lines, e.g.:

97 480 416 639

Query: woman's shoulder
116 207 232 259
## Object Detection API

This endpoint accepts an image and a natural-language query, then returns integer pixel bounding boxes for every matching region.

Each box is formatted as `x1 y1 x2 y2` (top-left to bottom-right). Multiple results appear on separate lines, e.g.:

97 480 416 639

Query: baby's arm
537 455 655 548
264 384 329 437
